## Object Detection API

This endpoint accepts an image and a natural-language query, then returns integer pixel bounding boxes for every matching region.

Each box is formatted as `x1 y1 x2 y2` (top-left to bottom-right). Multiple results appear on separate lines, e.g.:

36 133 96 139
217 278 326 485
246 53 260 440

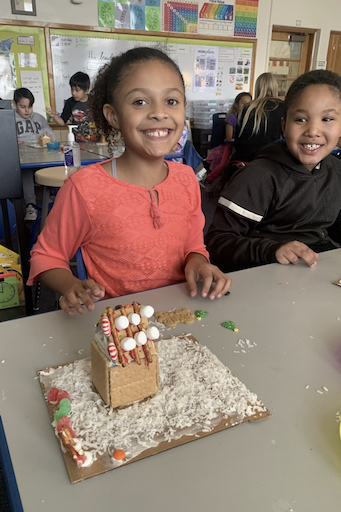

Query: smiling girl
206 69 341 272
28 47 231 315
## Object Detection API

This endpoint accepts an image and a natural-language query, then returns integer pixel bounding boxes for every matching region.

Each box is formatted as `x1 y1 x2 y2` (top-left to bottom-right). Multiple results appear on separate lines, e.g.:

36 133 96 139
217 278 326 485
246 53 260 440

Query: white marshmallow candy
81 451 93 468
128 313 141 325
120 337 136 351
146 326 159 340
134 331 147 346
140 305 154 319
115 315 129 331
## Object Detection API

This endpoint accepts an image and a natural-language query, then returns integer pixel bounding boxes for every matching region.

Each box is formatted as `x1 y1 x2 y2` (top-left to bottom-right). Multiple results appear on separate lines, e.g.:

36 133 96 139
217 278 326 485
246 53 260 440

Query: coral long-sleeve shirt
28 160 209 297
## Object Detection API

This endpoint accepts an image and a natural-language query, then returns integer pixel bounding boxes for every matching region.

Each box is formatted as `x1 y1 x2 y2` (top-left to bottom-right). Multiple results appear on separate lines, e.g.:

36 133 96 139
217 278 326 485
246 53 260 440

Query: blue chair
210 112 227 149
29 194 57 253
183 140 203 172
75 247 87 280
0 199 16 240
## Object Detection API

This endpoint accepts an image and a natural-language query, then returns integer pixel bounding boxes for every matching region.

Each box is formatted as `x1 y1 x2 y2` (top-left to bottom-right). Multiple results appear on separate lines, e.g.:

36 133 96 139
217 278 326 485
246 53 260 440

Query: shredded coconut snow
39 336 267 469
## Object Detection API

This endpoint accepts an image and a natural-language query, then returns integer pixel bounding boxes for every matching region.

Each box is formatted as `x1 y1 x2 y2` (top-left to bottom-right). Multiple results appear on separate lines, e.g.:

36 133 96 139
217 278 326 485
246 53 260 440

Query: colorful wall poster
234 0 258 38
198 3 233 34
163 1 198 33
98 0 258 36
98 0 161 30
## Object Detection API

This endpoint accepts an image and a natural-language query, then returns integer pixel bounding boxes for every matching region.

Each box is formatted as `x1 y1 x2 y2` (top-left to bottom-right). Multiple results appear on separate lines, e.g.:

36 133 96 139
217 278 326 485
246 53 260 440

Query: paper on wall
0 53 16 99
18 53 38 68
20 70 46 118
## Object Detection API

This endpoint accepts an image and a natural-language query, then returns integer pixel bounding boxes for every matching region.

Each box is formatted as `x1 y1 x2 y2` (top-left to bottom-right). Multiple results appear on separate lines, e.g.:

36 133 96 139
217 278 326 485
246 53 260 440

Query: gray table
1 250 341 511
19 144 107 169
19 143 181 168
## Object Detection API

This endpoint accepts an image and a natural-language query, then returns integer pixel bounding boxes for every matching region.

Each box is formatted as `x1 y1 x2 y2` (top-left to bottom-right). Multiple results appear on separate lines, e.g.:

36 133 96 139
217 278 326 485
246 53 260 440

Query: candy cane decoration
107 307 125 366
102 315 111 337
108 341 118 361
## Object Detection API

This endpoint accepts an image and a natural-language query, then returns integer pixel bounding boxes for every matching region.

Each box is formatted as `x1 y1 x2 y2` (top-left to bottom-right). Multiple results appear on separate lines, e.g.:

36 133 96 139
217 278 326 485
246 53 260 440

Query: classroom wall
1 0 340 88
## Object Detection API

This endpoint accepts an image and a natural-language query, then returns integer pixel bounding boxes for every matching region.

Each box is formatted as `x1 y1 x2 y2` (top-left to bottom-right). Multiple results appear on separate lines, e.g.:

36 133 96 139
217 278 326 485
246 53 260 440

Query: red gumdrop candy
47 387 60 403
57 416 76 437
57 390 71 403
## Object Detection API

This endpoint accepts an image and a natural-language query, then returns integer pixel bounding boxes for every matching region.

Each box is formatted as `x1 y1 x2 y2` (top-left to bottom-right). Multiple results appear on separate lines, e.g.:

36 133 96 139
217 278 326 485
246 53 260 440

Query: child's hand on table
275 241 318 268
184 253 232 300
59 279 105 315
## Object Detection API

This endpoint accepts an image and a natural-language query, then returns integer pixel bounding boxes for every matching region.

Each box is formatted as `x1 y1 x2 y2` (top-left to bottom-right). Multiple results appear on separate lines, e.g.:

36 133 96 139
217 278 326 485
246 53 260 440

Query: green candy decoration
221 321 239 332
195 310 208 320
54 398 71 422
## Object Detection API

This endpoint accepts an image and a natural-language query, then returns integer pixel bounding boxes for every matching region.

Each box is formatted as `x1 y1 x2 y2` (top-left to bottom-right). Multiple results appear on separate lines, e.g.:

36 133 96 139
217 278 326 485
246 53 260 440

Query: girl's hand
275 241 318 268
59 279 105 315
184 255 232 300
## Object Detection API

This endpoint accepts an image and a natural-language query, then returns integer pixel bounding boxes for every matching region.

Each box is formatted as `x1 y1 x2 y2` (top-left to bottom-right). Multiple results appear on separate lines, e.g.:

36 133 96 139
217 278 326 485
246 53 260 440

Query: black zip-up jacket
205 142 341 272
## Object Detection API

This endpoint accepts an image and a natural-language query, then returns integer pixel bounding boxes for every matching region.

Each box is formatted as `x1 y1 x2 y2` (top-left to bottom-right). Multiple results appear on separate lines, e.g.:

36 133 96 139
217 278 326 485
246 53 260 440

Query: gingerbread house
91 301 159 409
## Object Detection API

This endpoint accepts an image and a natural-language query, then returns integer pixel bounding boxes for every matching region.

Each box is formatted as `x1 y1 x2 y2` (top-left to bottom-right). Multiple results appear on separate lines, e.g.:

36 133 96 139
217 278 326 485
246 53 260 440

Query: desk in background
80 143 182 161
1 250 341 511
19 144 107 169
19 143 182 169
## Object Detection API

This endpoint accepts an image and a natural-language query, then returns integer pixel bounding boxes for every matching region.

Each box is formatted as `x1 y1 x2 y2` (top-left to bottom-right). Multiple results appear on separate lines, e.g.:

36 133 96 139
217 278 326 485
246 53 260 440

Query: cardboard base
39 336 270 484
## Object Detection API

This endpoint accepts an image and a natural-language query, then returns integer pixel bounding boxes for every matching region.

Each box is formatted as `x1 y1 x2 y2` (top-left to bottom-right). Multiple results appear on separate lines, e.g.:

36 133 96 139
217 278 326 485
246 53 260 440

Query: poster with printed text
193 46 218 93
98 0 258 37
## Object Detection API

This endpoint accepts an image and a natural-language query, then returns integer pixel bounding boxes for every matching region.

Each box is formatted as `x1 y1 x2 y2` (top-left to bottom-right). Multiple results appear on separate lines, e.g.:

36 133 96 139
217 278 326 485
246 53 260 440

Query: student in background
47 71 98 142
213 73 284 192
206 69 341 272
14 87 56 221
28 47 231 315
225 92 252 140
205 92 252 184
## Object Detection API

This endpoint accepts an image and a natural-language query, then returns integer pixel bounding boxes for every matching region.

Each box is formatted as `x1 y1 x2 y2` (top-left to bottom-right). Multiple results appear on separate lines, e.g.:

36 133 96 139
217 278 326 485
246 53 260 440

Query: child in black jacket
206 69 341 272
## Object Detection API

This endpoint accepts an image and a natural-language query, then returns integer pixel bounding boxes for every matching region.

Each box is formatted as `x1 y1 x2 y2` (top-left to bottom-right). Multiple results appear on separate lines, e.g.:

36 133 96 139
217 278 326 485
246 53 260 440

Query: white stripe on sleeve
218 197 263 222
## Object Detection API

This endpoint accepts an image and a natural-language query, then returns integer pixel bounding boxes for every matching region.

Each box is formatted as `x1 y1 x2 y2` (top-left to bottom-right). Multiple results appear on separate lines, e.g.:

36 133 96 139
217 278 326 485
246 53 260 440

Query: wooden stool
34 167 69 228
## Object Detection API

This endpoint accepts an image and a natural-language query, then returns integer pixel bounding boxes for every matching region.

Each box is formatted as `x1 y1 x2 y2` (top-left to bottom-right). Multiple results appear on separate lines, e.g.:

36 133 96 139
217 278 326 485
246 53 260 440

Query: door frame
326 31 341 73
271 25 316 74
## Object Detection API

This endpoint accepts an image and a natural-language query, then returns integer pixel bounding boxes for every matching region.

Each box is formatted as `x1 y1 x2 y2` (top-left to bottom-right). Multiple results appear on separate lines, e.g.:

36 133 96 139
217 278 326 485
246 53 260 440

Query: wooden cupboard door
269 27 315 98
327 32 341 75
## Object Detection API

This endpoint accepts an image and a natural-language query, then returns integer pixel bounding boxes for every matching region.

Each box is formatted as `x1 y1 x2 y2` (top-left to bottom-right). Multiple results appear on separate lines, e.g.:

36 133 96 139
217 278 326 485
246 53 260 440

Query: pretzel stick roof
120 306 141 365
133 301 153 364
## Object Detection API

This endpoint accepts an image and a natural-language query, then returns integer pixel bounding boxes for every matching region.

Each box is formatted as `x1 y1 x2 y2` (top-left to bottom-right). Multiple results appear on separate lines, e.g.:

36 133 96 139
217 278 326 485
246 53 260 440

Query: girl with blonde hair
213 72 283 192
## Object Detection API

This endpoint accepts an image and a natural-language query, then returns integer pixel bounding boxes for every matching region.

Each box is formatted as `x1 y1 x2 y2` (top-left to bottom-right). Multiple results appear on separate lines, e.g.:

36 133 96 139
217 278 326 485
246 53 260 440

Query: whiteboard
50 30 254 114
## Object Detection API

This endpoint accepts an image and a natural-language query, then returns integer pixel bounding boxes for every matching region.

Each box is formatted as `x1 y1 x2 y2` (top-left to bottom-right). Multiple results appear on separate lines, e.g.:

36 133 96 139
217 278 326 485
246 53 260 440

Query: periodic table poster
97 0 258 38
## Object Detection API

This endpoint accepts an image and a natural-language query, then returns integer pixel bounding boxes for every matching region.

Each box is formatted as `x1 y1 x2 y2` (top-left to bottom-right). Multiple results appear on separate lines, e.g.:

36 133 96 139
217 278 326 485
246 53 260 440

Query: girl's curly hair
88 46 186 142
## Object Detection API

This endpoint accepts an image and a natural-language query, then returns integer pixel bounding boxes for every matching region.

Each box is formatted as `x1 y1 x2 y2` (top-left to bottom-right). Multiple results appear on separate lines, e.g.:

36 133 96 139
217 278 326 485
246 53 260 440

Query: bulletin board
0 21 256 117
0 25 50 118
50 29 255 114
